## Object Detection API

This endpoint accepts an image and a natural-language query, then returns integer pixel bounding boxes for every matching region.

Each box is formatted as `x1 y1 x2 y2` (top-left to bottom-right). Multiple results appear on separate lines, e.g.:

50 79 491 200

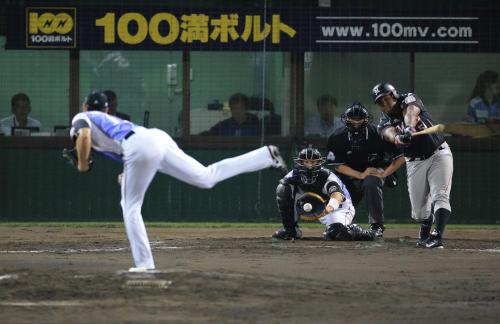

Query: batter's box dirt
0 226 499 323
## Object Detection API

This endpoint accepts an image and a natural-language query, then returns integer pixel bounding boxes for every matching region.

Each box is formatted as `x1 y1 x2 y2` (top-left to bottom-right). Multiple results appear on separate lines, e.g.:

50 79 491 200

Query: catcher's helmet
341 101 370 132
85 90 108 111
294 146 325 184
372 82 398 103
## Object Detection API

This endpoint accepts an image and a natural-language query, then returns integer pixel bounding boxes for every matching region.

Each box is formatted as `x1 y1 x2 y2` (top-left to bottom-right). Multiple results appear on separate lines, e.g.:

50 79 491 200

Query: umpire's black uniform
327 124 403 230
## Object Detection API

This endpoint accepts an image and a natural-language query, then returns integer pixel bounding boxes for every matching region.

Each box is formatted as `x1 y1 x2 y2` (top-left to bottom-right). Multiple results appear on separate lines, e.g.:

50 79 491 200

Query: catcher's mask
341 101 371 144
294 146 325 185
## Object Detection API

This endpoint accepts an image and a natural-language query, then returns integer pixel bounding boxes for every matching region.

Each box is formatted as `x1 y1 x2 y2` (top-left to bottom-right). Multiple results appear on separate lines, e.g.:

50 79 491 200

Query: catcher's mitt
62 148 93 172
296 192 327 222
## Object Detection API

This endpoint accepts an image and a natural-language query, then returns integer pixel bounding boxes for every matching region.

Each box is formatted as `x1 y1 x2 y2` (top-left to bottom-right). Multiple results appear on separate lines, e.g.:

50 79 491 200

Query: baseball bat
411 124 446 137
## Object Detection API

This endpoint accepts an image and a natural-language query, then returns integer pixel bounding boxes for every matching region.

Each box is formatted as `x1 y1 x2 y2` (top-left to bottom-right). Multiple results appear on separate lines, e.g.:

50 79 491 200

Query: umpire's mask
341 101 371 144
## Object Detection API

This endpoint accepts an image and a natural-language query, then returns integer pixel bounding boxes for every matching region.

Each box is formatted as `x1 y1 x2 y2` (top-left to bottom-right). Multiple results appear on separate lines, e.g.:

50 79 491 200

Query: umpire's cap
84 90 108 110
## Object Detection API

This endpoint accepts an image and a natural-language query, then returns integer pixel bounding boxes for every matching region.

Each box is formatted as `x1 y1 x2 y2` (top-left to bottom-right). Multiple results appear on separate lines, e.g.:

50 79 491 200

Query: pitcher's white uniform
71 111 281 269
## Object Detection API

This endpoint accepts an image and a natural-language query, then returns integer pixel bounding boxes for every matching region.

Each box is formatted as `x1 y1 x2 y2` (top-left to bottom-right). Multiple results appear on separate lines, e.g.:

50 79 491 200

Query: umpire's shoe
424 231 443 249
272 227 302 240
268 145 288 175
370 223 385 238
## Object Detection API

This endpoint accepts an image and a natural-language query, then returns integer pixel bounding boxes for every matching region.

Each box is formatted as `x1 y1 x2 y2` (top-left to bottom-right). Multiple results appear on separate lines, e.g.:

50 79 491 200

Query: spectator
0 93 41 136
104 90 131 121
201 93 261 136
250 96 282 136
305 94 343 137
466 70 500 123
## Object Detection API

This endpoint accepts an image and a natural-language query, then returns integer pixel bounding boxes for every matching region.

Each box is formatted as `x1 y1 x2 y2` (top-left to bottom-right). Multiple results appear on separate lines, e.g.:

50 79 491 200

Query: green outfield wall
0 148 497 224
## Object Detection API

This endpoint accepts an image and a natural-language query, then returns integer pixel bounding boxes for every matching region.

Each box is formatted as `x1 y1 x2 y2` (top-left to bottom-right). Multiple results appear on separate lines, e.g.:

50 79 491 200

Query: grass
0 222 499 230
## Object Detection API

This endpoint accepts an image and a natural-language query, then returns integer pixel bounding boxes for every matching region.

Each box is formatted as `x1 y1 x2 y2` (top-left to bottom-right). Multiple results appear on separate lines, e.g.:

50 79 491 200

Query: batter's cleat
419 216 433 242
268 145 288 175
272 227 302 240
415 238 428 248
370 223 385 238
424 232 443 249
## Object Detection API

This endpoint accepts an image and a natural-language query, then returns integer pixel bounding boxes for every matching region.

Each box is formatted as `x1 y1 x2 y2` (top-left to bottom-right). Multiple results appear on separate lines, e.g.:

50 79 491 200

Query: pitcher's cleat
268 145 288 175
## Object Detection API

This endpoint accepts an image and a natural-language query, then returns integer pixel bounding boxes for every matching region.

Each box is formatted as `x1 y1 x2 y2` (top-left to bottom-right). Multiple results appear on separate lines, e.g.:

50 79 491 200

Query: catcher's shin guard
324 223 375 241
276 182 295 231
323 223 351 241
347 224 375 241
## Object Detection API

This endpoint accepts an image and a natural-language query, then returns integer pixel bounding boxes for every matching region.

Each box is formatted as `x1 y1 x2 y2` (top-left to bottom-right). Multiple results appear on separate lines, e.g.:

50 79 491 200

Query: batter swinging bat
411 124 446 137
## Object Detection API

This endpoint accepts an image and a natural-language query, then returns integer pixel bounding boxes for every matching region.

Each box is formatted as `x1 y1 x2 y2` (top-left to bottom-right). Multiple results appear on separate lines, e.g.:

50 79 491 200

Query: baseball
303 203 313 212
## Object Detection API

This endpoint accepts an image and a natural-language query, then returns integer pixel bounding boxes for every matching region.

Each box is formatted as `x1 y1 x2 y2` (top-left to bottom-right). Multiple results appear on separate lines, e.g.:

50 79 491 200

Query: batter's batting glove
62 148 93 172
395 126 415 145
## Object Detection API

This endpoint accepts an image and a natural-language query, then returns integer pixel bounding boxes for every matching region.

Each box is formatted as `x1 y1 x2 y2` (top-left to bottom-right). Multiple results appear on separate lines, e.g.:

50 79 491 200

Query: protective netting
0 0 499 223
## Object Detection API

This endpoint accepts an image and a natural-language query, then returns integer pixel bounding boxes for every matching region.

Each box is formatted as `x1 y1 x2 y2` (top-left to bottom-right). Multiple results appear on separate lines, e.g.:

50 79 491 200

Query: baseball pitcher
373 82 453 248
66 90 289 271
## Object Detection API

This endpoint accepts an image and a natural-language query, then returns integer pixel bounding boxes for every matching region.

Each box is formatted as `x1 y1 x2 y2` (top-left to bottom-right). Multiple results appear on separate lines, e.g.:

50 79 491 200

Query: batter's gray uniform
378 93 453 234
71 111 283 270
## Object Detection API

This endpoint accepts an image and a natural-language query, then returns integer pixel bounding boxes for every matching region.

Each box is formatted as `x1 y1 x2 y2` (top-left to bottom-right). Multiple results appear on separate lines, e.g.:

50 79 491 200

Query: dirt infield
1 226 499 323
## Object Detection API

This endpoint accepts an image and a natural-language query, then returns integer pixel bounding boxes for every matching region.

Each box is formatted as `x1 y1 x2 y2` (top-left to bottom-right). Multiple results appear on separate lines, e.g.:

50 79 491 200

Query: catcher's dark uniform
327 124 403 228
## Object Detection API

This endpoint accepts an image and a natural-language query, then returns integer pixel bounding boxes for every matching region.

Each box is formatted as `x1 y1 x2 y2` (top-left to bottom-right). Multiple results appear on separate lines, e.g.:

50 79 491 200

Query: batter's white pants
406 142 453 222
120 128 276 269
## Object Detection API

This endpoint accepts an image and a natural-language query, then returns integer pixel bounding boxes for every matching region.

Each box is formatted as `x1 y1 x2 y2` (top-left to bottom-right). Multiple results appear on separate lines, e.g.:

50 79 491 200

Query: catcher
272 146 375 241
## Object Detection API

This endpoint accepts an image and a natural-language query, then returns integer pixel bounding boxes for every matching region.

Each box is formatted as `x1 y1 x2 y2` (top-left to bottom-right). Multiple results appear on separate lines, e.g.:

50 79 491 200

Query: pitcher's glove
62 148 93 172
296 192 327 222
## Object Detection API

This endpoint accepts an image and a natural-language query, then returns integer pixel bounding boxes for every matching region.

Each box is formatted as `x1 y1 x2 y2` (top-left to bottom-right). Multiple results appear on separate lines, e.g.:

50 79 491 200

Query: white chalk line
0 245 190 254
1 243 499 254
451 248 500 253
0 301 85 307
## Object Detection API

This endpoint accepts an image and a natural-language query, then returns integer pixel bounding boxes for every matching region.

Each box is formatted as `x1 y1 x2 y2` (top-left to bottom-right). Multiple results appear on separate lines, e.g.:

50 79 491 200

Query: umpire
372 82 453 248
327 102 405 238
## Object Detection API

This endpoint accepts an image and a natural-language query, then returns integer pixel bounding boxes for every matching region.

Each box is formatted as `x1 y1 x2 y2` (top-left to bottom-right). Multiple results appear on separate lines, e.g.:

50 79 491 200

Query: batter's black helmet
341 101 370 131
294 146 325 185
85 90 108 110
372 82 398 103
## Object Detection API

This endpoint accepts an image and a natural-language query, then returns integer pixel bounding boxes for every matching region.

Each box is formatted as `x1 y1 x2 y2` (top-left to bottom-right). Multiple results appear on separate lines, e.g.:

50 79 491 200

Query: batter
373 82 453 248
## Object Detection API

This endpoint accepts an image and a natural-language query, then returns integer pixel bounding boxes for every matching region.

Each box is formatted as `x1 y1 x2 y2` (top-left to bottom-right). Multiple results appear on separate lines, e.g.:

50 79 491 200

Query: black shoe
370 223 385 238
416 216 433 247
425 232 443 249
415 237 429 248
272 227 302 240
268 145 288 175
